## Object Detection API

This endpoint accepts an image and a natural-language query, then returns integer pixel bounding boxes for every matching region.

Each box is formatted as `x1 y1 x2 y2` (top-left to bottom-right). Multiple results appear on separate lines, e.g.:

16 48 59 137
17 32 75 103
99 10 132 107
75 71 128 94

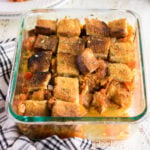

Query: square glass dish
6 9 147 141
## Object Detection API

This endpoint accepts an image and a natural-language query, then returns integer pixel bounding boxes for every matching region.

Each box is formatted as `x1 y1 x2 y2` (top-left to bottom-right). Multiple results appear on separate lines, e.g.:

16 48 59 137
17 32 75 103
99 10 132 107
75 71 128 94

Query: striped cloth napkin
0 39 100 150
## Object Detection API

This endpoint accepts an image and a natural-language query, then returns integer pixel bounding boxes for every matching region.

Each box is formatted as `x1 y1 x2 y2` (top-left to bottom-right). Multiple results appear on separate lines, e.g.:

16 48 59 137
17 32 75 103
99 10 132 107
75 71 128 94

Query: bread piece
109 42 135 63
111 88 131 108
92 90 108 113
36 19 57 35
76 48 99 74
79 84 93 108
34 35 58 52
28 29 36 37
106 80 121 99
31 90 45 100
87 36 110 59
85 18 109 36
29 72 51 91
57 18 81 36
117 25 135 42
57 53 79 76
58 36 85 55
79 59 107 92
18 100 49 116
30 89 52 100
52 100 87 117
108 18 128 38
106 80 131 108
108 63 133 82
54 77 79 103
28 51 52 72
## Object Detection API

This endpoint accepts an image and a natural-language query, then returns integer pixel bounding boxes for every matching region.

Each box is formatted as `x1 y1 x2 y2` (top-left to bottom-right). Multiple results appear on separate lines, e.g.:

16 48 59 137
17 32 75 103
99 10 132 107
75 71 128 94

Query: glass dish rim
7 8 148 123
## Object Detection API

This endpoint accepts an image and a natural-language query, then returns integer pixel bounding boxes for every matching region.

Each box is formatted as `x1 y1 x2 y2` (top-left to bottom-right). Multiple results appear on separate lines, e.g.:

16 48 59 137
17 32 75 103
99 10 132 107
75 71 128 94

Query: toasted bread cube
36 19 57 35
29 72 51 91
52 100 87 117
87 36 110 59
28 29 36 37
57 53 79 76
108 18 128 38
108 63 133 82
54 77 79 103
30 89 52 100
76 48 99 74
117 25 135 42
18 100 49 116
85 18 109 36
109 42 135 63
28 51 52 72
58 36 85 55
57 18 81 37
34 35 58 52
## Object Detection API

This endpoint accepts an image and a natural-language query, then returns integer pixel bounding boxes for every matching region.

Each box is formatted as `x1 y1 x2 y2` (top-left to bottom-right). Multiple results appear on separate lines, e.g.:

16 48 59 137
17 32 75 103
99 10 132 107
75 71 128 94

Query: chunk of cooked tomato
23 36 36 51
24 72 33 80
127 61 136 70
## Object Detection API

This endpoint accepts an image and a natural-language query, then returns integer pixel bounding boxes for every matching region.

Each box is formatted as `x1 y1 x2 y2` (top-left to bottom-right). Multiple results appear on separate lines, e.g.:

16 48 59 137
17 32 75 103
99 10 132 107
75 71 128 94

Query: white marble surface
0 0 150 149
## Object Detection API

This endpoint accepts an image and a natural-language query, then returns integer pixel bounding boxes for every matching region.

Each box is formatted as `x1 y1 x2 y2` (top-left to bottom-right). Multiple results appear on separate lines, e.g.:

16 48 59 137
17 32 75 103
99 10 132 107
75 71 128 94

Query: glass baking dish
6 9 147 141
